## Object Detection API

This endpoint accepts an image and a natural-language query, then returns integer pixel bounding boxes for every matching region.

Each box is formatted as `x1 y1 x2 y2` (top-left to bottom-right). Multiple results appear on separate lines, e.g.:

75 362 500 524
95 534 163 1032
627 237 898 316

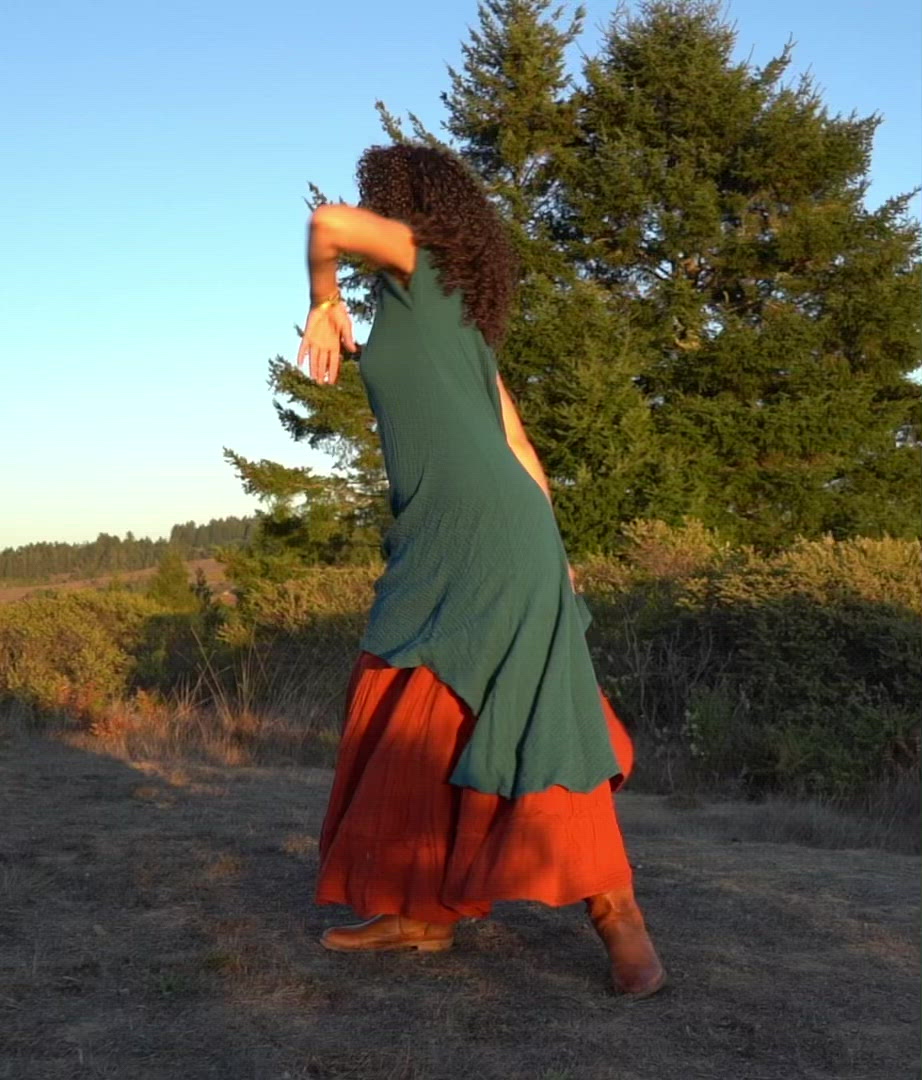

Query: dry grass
6 671 918 859
0 724 918 1080
0 638 355 773
4 530 918 818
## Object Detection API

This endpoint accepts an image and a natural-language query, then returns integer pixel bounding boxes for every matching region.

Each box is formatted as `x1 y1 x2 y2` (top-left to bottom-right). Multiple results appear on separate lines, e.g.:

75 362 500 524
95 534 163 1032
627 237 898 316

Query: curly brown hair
356 143 517 348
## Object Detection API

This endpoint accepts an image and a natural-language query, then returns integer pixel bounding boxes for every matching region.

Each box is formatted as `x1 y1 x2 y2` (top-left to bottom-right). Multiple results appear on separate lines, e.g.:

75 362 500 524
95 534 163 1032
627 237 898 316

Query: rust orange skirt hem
315 651 636 924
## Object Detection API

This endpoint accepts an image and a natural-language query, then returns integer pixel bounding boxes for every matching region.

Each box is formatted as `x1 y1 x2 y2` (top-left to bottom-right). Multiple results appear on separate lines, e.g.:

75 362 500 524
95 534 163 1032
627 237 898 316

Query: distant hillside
0 557 231 606
0 516 256 584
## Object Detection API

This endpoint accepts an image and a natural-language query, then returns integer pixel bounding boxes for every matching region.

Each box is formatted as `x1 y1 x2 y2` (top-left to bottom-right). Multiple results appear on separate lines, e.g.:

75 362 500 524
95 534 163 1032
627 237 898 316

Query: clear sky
2 0 919 548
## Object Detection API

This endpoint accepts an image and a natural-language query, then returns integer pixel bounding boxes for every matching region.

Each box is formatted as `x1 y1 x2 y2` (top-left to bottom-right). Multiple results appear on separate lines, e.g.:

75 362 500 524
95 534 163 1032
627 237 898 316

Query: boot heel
413 937 454 952
585 891 666 998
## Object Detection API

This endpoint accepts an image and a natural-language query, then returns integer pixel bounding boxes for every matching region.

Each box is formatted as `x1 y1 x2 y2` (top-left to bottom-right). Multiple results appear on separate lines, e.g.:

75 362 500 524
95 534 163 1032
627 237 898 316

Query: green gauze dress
357 247 621 798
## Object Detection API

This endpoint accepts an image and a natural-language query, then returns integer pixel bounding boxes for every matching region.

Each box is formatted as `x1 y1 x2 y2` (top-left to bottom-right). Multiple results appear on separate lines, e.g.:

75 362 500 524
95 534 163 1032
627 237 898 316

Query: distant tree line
0 516 256 582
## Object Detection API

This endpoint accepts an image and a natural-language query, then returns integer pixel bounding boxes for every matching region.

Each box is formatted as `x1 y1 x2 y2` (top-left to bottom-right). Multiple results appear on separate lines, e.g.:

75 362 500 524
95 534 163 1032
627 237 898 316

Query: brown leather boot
320 915 455 953
585 890 667 998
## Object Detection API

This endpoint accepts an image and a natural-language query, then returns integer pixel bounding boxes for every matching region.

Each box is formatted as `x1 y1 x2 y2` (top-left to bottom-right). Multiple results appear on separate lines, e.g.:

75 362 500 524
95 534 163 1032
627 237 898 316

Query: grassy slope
0 734 917 1080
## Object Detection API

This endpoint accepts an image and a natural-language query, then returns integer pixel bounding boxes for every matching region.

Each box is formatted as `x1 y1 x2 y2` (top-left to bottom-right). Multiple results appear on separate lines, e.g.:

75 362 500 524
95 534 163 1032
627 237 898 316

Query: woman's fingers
339 311 356 354
312 343 325 384
296 308 350 383
298 310 318 370
322 346 338 384
296 328 310 369
317 346 331 384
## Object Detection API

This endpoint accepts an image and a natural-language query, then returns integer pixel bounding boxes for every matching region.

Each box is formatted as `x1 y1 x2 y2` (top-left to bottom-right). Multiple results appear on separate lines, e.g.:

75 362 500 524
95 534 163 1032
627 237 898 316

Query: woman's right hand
297 301 356 385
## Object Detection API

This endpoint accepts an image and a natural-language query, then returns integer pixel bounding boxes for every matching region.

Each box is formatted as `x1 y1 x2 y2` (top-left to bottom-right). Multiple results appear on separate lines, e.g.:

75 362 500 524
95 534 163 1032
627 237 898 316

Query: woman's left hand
568 563 577 592
297 301 356 385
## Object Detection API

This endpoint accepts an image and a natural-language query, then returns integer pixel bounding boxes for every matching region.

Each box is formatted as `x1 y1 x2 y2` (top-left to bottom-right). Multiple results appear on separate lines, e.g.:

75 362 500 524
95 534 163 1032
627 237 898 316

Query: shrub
2 522 918 810
145 551 198 612
0 591 160 715
583 523 921 801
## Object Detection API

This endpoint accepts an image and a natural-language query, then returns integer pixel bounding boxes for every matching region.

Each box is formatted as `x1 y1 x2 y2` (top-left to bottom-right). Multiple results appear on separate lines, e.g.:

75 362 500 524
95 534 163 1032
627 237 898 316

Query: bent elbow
310 203 348 252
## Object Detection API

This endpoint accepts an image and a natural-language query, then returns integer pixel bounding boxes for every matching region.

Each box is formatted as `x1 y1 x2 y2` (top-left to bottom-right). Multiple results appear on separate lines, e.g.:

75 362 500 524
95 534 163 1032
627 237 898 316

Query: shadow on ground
0 734 917 1080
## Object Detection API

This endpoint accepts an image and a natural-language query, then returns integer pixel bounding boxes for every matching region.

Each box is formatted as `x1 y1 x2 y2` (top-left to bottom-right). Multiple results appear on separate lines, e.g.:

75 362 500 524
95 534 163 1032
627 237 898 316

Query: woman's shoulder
380 246 443 304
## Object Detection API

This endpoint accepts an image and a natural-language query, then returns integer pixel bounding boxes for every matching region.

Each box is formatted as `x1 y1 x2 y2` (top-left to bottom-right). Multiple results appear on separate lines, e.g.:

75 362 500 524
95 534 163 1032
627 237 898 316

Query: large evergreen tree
231 0 920 562
560 0 921 546
440 0 660 553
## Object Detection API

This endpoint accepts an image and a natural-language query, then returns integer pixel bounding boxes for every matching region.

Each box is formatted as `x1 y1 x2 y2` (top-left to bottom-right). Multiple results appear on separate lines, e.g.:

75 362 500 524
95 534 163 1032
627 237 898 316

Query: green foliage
677 596 921 797
219 564 381 641
235 0 920 561
442 0 585 226
202 566 385 745
583 522 921 799
0 591 160 712
224 526 921 801
439 0 663 553
0 585 224 721
1 527 917 803
211 522 922 802
559 1 921 547
166 516 255 551
145 551 198 612
220 450 385 586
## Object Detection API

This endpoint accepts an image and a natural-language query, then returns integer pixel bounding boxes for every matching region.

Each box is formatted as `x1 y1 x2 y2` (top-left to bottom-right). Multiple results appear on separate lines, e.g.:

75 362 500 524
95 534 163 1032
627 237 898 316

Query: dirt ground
0 735 918 1080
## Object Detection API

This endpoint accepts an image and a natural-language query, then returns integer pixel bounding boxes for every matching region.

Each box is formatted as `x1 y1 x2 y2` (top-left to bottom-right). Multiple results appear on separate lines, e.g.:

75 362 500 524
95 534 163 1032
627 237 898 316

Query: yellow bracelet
311 290 342 312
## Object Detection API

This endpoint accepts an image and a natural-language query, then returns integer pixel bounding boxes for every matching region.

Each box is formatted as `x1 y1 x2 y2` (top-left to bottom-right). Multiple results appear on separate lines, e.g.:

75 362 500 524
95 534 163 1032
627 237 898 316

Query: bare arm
508 429 554 505
307 203 417 302
298 204 417 384
496 372 553 505
497 373 578 590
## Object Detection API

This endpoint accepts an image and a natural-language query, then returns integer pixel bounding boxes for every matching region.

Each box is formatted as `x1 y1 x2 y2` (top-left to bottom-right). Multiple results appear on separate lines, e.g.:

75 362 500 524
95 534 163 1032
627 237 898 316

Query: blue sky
2 0 919 548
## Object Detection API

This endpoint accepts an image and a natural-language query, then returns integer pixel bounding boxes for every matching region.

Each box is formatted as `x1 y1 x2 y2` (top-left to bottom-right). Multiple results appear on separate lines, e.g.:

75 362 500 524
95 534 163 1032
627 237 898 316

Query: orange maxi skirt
316 651 636 924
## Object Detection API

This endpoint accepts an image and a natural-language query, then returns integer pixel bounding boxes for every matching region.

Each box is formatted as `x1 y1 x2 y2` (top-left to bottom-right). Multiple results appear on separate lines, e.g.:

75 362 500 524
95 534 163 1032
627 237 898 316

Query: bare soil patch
0 735 917 1080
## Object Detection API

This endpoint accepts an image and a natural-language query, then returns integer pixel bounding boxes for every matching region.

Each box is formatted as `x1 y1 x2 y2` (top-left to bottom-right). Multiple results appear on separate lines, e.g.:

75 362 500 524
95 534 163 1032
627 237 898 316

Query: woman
296 143 666 998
